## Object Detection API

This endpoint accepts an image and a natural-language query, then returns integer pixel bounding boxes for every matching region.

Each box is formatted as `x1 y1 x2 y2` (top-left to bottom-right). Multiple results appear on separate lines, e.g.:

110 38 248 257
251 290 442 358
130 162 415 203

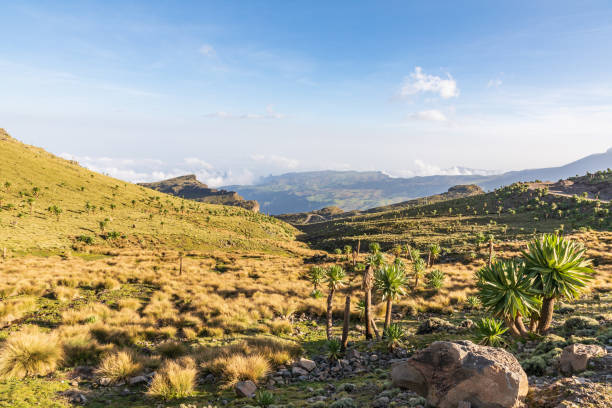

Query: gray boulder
391 340 528 408
235 380 257 398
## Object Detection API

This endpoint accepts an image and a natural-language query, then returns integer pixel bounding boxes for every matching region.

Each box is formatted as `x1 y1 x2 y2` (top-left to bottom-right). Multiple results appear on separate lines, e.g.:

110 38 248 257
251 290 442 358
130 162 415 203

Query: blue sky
1 1 611 186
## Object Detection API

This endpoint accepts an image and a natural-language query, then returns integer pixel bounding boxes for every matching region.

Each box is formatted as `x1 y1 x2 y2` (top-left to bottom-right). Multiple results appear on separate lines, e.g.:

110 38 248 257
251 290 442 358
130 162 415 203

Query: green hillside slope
0 129 296 253
297 179 612 255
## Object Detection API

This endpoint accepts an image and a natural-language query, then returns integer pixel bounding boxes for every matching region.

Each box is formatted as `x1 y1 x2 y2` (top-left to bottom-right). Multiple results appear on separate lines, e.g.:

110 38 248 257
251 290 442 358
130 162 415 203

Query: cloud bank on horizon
1 1 612 184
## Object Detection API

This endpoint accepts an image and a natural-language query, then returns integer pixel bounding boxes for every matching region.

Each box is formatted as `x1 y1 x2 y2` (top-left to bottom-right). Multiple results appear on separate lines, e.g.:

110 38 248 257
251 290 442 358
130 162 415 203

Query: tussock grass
0 328 63 379
95 350 143 383
0 296 37 325
147 357 196 400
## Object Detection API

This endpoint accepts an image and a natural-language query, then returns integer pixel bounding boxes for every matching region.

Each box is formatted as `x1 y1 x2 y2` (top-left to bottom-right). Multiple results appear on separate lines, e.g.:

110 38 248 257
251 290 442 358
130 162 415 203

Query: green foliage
522 234 594 300
325 265 346 290
383 323 405 351
255 390 276 407
326 338 342 361
76 235 94 245
374 264 408 301
329 398 356 408
476 259 541 320
466 295 481 309
426 269 445 290
474 318 508 347
307 266 325 290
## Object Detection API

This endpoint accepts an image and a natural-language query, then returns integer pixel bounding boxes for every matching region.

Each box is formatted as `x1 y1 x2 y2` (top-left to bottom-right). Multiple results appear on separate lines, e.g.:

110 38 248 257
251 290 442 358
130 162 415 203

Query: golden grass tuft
147 357 196 400
208 353 270 386
0 328 63 379
95 350 143 383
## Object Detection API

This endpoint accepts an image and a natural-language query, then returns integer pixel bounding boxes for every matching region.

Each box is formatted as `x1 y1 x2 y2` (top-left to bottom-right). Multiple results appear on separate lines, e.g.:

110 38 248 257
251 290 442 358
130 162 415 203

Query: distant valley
224 148 612 214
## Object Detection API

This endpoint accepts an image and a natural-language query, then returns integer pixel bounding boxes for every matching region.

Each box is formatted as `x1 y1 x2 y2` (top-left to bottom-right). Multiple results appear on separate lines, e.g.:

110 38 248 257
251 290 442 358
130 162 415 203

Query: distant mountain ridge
224 148 612 214
139 175 260 212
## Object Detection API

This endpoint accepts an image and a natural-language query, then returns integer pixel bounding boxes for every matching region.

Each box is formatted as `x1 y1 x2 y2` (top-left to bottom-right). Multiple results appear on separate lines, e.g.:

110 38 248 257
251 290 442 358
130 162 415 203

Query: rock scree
391 340 528 408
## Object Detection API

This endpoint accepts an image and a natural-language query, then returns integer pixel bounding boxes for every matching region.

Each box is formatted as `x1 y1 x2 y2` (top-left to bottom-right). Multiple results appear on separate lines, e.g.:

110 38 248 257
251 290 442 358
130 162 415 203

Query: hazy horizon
2 1 612 186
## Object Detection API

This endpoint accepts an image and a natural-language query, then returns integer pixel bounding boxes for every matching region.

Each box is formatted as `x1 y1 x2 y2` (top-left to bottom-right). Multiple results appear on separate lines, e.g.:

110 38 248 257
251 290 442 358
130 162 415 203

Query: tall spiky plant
476 259 541 337
522 234 594 333
374 264 408 331
363 250 384 339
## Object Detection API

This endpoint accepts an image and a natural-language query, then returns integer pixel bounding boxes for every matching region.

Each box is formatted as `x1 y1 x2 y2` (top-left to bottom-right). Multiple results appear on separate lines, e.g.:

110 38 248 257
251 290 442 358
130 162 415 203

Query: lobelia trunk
515 314 529 337
341 293 351 350
370 316 381 339
504 316 521 338
529 315 538 332
537 297 556 334
326 288 335 340
384 297 392 332
364 266 374 339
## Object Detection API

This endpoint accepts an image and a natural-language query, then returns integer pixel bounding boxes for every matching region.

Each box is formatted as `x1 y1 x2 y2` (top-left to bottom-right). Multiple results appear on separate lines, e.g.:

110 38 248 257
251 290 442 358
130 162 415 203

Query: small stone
292 366 308 376
128 375 147 385
370 354 379 361
98 377 112 386
235 380 257 398
298 357 317 372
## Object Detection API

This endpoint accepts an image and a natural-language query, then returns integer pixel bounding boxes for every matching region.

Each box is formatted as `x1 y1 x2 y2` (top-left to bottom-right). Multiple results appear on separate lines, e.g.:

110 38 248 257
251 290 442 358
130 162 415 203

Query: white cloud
487 78 503 88
198 44 216 57
184 157 213 169
390 159 501 178
58 153 256 187
409 109 448 122
400 67 459 99
250 154 299 169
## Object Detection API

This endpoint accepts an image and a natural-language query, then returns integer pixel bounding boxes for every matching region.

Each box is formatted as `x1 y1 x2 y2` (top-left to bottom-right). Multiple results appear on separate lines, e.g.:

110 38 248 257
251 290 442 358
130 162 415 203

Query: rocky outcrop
559 343 606 374
139 175 259 212
391 340 528 408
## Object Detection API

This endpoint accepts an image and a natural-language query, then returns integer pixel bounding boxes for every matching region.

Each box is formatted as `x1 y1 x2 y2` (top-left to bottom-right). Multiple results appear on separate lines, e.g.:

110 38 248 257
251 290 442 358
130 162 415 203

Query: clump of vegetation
382 323 405 351
0 328 63 379
95 350 143 383
474 318 507 347
426 269 445 290
255 390 276 407
147 358 196 400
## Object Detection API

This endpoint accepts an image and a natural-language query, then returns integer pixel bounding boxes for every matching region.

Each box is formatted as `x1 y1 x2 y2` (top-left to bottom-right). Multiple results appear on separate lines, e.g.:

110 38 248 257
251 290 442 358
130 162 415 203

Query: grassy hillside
0 129 296 253
276 185 484 225
297 179 612 254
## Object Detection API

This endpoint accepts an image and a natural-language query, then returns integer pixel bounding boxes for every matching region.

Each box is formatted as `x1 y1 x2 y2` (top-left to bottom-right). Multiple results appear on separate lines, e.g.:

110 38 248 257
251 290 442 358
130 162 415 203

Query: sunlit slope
0 129 296 252
298 180 612 253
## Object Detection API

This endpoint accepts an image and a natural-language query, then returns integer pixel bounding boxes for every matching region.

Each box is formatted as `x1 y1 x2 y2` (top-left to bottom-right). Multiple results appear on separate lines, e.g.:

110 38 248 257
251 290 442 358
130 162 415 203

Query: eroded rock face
391 340 528 408
559 343 606 374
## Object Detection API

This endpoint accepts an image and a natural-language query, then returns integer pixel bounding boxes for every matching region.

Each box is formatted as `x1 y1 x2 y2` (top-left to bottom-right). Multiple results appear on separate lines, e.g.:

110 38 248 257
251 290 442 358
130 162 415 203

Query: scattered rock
392 340 528 408
298 357 317 372
98 377 112 386
234 380 257 398
292 366 308 376
560 344 606 374
416 317 458 334
372 396 390 408
128 375 148 385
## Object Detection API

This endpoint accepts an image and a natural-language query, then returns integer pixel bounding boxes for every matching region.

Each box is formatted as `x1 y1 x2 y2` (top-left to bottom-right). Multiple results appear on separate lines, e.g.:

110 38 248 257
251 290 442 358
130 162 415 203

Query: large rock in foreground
392 340 528 408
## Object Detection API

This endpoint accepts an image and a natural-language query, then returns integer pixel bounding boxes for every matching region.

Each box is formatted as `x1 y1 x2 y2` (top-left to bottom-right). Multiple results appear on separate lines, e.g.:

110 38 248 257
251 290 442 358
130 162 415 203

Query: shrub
329 398 356 408
147 358 196 400
0 328 63 379
326 338 342 361
383 323 405 351
255 390 276 407
76 235 94 245
426 269 445 290
95 350 143 383
474 318 507 347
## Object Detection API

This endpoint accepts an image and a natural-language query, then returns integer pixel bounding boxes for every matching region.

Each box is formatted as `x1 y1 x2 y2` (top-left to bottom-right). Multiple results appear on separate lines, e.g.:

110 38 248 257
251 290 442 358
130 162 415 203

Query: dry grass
147 357 196 400
0 327 63 379
95 350 143 383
